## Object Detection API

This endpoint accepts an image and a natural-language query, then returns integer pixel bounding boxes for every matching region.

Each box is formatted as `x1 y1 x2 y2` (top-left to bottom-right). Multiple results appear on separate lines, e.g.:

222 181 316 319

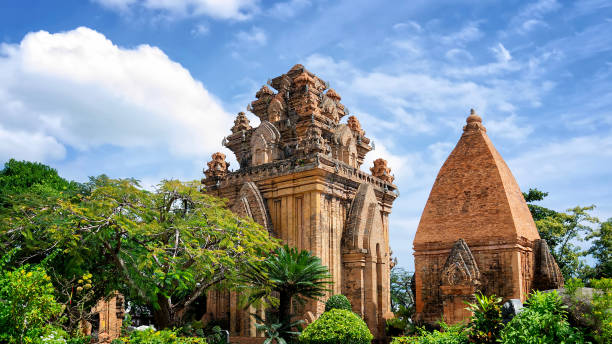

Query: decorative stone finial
326 88 341 102
204 152 229 180
294 72 314 87
255 85 274 99
463 108 486 132
347 116 364 135
231 112 251 133
289 64 304 72
370 158 394 183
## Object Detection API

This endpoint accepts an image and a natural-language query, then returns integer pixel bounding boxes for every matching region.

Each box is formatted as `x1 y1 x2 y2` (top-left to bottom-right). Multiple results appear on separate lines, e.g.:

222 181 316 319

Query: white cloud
93 0 259 20
0 27 231 164
392 21 422 32
190 23 209 36
0 125 66 162
509 0 561 35
492 43 512 63
268 0 311 19
439 23 483 45
234 26 267 46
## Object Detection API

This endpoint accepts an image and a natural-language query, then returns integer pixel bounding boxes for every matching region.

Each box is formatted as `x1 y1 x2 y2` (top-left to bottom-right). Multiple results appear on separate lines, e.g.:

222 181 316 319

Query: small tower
413 110 563 324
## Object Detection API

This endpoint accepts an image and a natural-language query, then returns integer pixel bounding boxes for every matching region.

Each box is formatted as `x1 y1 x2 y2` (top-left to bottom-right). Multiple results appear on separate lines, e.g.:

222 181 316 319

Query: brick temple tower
412 110 563 324
201 64 398 341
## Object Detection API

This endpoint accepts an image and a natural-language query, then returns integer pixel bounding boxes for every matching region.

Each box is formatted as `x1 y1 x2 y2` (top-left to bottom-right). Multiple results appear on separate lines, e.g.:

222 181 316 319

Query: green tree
390 267 414 313
522 188 599 279
1 167 279 329
587 218 612 279
243 245 332 338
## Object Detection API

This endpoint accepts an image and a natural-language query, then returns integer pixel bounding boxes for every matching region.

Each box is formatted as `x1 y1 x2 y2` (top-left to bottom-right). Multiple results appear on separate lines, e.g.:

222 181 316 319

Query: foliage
390 267 414 313
111 329 207 344
1 173 279 329
388 266 415 336
324 294 351 312
0 159 82 203
523 188 599 280
242 245 332 324
499 290 585 344
254 317 304 344
464 293 503 344
590 278 612 343
390 322 468 344
587 218 612 279
386 305 414 337
298 309 373 344
0 264 67 344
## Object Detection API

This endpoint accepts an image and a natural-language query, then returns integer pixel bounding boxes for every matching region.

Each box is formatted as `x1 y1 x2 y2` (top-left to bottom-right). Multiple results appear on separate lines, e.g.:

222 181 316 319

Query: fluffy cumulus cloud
0 27 231 173
93 0 259 20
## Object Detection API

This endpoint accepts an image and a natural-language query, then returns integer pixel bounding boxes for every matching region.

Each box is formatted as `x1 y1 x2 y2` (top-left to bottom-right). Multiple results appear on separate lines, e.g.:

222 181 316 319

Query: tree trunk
152 294 173 329
278 293 291 323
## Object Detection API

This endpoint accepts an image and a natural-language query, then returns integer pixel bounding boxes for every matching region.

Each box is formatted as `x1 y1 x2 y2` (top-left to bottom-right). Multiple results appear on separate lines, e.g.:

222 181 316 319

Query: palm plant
242 245 332 339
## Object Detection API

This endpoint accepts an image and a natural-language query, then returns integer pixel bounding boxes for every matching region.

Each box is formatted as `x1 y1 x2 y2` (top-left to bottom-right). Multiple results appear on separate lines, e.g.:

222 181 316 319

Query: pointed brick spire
414 109 540 248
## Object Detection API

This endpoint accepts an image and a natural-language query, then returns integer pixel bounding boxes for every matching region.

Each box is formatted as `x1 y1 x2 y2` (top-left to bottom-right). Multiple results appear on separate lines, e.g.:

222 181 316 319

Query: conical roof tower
412 110 562 325
414 109 539 248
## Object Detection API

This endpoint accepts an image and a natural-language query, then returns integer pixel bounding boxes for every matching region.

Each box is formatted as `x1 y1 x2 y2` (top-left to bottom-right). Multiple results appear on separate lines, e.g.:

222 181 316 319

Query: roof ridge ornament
463 108 486 133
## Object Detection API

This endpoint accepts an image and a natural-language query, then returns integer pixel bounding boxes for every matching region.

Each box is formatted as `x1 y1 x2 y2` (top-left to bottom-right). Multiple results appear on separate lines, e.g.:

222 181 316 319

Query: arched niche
250 121 281 166
230 181 273 234
333 124 358 168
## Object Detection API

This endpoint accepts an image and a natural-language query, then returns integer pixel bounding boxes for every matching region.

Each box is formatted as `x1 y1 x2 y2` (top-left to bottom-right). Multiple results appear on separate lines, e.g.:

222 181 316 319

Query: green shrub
390 322 468 344
465 293 503 344
500 291 585 344
0 265 68 344
590 278 612 343
111 329 207 344
299 309 372 344
324 294 352 312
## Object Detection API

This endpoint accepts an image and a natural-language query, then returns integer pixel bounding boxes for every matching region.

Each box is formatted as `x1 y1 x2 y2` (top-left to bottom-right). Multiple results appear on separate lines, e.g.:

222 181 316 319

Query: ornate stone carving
204 152 229 180
250 121 280 166
347 115 364 135
294 72 314 88
231 112 251 133
255 85 274 99
370 158 394 183
267 94 285 122
441 239 481 287
533 239 564 290
326 88 341 102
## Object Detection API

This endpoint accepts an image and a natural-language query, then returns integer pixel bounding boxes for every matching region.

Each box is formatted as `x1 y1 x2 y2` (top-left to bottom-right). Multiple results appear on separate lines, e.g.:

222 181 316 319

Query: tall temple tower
201 64 398 341
413 110 563 324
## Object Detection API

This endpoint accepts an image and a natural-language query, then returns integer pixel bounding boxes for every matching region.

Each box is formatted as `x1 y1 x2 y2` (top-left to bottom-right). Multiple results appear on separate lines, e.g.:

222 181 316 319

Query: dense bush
590 278 612 343
0 264 67 344
390 322 468 344
324 294 352 312
299 309 372 344
500 290 585 344
111 329 207 344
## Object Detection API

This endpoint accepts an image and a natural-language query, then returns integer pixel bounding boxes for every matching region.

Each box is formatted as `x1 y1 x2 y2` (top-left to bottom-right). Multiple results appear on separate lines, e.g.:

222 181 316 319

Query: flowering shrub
299 309 372 344
0 265 67 344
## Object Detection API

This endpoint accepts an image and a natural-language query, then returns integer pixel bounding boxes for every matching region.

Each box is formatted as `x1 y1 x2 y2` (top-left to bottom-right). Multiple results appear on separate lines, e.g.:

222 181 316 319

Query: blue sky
1 0 611 270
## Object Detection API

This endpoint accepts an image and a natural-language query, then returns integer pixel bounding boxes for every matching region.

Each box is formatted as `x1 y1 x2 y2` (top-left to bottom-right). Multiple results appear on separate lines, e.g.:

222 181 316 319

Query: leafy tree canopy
0 160 280 331
522 188 599 279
